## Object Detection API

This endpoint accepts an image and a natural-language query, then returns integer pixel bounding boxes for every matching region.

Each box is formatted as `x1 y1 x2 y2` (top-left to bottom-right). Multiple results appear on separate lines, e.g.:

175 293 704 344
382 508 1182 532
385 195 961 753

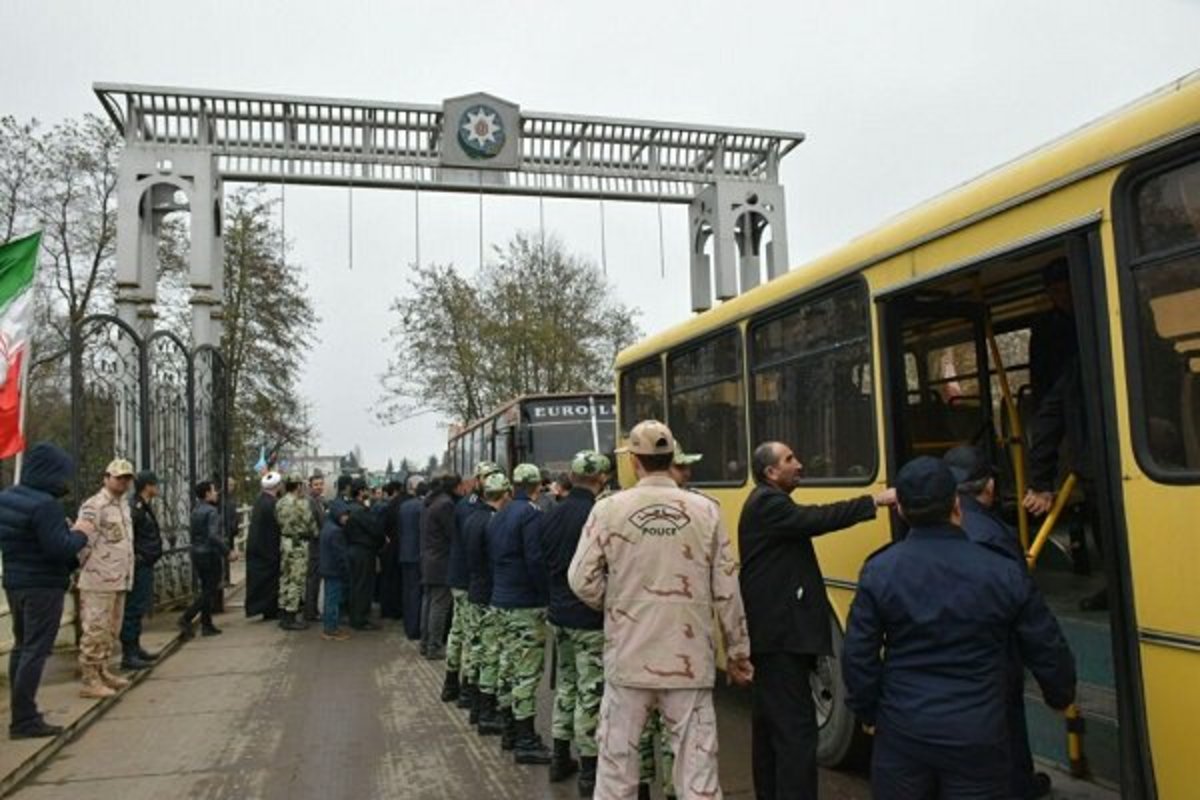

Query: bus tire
814 613 871 770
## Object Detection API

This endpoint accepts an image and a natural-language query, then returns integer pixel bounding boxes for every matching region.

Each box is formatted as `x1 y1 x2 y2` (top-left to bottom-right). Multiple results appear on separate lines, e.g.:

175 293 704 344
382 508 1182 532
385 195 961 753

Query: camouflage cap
673 442 703 466
512 463 541 485
482 471 512 495
104 458 135 478
285 472 304 484
475 460 502 479
570 450 611 476
620 420 674 455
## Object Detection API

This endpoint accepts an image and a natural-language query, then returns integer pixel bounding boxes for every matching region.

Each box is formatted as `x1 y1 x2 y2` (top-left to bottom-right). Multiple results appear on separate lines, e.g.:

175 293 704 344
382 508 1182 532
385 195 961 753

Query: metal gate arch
70 313 229 607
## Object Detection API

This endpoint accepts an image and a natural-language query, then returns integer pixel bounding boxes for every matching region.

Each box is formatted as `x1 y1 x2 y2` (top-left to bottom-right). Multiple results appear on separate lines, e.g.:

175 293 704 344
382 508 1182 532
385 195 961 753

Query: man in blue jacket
0 443 91 738
444 462 502 707
486 462 552 764
945 444 1052 799
318 497 352 641
542 450 610 794
843 456 1076 799
466 471 511 734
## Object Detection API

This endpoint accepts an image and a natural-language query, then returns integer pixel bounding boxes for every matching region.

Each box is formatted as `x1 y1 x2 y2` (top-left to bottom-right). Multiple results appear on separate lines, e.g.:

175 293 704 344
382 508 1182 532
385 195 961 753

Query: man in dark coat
945 445 1052 799
376 481 405 620
737 441 895 800
179 480 231 638
0 443 92 738
344 480 385 630
843 457 1076 799
119 470 162 670
244 472 283 620
397 479 426 641
419 474 460 659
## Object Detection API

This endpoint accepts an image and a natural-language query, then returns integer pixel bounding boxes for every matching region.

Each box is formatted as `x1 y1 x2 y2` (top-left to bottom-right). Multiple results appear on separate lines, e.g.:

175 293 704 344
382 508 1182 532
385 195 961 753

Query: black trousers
751 652 818 800
399 563 422 639
871 727 1008 800
181 554 223 628
303 538 321 619
420 584 451 654
378 546 403 619
6 587 65 732
120 562 155 644
346 546 377 627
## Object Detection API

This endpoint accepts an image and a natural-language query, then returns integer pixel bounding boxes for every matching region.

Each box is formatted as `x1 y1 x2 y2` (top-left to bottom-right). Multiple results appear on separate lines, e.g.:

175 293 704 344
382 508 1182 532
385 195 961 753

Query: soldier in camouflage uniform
445 461 502 709
486 462 553 764
569 421 753 800
638 441 706 799
543 450 611 795
76 459 137 699
276 474 317 631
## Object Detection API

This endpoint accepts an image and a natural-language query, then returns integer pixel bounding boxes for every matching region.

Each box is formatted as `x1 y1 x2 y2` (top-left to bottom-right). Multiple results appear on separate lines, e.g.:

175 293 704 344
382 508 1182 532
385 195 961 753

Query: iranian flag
0 232 40 459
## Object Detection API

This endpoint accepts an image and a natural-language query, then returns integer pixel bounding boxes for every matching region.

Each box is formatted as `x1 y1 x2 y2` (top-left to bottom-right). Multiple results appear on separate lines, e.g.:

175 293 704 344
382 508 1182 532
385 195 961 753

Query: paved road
9 599 870 799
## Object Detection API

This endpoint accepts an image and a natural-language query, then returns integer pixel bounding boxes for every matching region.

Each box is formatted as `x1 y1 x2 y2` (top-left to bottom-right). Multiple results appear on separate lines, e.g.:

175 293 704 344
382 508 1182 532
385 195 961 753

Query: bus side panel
1138 646 1198 800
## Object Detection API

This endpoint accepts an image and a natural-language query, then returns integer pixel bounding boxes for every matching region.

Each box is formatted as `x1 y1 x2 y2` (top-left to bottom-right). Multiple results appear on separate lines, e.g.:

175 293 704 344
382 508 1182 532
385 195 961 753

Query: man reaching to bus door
844 456 1076 800
737 441 895 800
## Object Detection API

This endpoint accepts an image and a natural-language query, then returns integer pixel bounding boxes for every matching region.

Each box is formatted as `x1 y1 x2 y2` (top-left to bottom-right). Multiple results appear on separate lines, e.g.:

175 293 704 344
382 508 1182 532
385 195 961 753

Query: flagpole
12 341 32 485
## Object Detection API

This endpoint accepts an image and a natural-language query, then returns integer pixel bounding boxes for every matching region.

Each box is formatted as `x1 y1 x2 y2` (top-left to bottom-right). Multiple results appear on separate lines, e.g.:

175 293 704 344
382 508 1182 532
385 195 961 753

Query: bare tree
0 116 41 245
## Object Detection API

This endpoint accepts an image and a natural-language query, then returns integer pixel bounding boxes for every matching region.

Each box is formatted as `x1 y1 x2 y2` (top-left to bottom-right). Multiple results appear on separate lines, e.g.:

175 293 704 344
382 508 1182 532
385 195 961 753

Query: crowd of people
1 412 1079 800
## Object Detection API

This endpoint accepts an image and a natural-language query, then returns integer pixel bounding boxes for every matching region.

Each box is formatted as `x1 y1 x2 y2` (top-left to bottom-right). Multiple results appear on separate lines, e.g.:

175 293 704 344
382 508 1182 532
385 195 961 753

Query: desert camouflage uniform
276 492 317 613
568 474 749 800
77 489 135 670
552 625 605 758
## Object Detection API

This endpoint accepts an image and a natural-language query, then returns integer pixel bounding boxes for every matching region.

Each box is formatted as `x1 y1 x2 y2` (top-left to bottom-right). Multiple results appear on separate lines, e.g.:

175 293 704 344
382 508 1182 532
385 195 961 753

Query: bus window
1125 155 1200 477
750 283 875 481
668 329 747 484
494 426 512 473
619 359 665 435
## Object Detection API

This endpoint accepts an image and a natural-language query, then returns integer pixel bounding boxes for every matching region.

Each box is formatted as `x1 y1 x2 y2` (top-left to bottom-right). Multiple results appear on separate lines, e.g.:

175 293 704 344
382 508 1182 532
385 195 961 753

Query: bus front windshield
528 421 595 474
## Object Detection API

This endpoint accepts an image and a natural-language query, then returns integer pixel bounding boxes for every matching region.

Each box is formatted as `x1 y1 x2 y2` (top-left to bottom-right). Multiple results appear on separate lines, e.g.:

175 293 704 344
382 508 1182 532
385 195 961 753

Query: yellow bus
613 72 1200 797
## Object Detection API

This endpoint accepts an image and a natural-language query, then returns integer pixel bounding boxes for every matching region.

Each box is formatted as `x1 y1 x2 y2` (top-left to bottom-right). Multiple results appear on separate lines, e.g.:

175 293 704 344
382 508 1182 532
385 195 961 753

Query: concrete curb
0 578 244 799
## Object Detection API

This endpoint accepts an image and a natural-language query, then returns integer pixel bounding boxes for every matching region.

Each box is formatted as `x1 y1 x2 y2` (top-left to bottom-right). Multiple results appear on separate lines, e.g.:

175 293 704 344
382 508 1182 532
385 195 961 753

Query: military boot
280 612 309 631
548 738 579 781
79 666 116 699
134 638 160 662
120 649 154 671
177 617 195 642
99 665 131 690
440 670 461 702
577 755 598 797
500 708 517 751
476 693 503 735
457 681 475 710
512 717 553 765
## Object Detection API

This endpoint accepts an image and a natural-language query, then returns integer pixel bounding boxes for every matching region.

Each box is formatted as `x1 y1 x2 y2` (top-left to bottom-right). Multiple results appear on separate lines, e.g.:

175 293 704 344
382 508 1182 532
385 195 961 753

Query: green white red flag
0 232 40 459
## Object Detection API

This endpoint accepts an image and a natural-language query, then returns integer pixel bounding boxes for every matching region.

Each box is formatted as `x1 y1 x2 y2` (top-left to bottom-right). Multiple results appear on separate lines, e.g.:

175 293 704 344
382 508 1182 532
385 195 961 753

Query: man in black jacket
120 471 162 669
179 481 232 638
737 440 895 800
0 443 91 739
344 480 385 630
397 479 426 640
843 457 1075 799
419 474 460 659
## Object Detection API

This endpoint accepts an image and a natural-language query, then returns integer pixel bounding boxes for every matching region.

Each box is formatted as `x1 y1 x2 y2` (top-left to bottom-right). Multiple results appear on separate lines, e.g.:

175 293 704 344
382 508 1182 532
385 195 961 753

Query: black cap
134 470 158 491
943 445 994 486
895 456 958 510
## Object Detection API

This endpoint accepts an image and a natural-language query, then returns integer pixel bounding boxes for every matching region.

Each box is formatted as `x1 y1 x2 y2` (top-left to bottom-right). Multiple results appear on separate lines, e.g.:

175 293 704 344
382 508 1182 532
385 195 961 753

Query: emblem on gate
458 104 507 160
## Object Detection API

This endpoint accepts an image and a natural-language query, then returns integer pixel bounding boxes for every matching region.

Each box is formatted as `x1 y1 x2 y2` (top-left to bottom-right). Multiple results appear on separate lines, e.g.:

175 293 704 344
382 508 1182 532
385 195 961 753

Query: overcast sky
4 1 1198 468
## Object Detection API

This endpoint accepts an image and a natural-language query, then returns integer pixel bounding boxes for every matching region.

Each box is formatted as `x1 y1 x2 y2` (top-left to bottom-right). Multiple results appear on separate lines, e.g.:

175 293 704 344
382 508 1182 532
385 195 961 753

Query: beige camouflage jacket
568 474 749 689
77 488 134 592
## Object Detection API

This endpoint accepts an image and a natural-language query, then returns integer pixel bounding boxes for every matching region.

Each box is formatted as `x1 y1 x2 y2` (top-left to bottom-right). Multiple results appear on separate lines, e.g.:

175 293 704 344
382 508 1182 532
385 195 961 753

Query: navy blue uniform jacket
486 490 547 609
447 495 478 590
842 523 1076 749
396 497 423 566
542 487 602 630
464 502 497 605
0 444 87 591
959 494 1022 561
319 499 351 580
